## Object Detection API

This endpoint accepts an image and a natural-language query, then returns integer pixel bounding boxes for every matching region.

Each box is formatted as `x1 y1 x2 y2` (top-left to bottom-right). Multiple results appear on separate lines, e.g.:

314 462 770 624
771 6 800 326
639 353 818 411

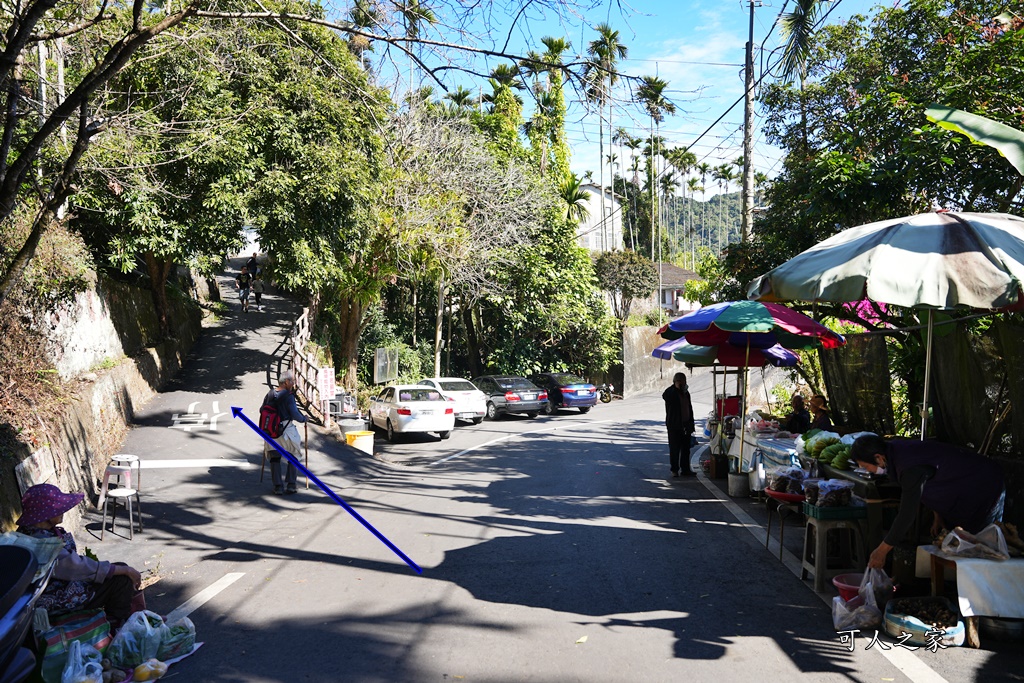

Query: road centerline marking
166 572 245 623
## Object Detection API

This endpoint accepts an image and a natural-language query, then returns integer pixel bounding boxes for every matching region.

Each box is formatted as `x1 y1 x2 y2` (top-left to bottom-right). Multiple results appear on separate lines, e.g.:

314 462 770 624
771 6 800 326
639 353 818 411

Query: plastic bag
840 431 877 445
817 479 854 507
157 616 196 660
133 659 168 681
804 430 841 455
106 610 170 669
862 567 894 608
941 524 1010 561
832 579 882 631
60 641 103 683
767 466 805 494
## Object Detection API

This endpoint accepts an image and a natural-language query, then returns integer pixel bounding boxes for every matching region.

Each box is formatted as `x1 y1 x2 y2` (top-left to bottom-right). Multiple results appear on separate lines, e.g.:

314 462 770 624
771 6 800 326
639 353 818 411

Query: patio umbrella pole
738 338 751 472
920 310 935 440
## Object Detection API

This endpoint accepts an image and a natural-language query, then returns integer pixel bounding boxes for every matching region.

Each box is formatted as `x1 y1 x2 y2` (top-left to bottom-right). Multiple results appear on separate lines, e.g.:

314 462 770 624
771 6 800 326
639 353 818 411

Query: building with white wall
576 184 623 253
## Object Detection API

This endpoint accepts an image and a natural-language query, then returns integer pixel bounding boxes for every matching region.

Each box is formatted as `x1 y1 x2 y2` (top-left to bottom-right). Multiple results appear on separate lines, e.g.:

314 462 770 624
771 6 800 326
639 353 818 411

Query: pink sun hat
16 483 85 527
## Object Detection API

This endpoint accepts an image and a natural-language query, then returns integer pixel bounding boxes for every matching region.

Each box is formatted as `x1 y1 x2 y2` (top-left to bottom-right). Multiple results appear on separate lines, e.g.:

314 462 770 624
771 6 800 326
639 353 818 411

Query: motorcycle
597 383 615 404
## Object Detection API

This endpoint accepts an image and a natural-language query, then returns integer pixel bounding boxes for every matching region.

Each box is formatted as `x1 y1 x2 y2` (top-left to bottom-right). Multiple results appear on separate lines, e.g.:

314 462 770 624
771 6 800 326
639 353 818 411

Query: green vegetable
811 437 841 458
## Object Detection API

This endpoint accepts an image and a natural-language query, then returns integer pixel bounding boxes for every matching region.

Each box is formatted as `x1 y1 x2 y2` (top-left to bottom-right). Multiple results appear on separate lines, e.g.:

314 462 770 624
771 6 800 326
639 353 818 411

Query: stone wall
1 276 203 530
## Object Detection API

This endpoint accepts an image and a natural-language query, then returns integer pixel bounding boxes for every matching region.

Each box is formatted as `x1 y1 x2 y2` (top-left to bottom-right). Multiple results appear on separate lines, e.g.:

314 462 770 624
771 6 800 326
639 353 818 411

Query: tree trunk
411 281 418 347
433 278 446 377
461 295 483 377
336 290 366 389
144 252 174 340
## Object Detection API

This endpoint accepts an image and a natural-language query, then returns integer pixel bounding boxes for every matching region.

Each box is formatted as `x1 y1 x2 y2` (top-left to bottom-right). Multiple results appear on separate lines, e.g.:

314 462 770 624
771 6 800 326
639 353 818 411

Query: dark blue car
531 372 598 415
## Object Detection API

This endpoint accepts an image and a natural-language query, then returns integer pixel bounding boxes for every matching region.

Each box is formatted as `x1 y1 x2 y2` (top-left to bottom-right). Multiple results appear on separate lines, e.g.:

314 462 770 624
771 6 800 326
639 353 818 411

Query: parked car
418 377 487 425
531 372 598 415
369 385 456 442
471 376 548 420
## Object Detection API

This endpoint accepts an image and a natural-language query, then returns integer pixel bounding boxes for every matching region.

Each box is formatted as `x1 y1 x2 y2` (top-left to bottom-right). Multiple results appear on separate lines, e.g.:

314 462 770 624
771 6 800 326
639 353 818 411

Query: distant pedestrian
252 274 265 311
235 266 252 313
245 252 259 276
663 372 695 477
264 370 307 495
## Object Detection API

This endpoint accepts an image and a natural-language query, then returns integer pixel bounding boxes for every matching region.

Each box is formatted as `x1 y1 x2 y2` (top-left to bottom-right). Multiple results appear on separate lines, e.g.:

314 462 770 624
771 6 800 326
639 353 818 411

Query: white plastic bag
862 567 894 608
941 524 1010 561
840 431 877 445
832 573 883 631
60 641 103 683
816 479 855 507
106 610 170 669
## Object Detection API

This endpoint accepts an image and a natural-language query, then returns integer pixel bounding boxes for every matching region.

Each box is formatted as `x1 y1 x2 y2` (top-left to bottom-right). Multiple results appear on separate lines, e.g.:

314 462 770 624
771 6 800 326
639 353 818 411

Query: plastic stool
101 488 141 540
98 455 141 509
800 516 867 592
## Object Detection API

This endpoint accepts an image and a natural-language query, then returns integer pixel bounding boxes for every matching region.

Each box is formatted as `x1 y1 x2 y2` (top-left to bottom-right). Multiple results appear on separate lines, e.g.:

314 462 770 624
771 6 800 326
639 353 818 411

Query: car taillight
560 388 572 394
505 392 520 401
397 408 411 415
539 391 548 400
445 408 453 414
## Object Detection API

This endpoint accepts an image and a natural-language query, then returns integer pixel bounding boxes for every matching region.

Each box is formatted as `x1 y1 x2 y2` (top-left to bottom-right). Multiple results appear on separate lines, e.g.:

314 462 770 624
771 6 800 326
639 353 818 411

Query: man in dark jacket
851 435 1005 569
265 370 308 495
663 372 696 477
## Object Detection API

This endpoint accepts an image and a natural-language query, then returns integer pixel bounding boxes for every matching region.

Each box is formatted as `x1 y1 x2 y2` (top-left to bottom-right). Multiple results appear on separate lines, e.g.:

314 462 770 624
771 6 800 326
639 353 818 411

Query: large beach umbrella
747 211 1024 437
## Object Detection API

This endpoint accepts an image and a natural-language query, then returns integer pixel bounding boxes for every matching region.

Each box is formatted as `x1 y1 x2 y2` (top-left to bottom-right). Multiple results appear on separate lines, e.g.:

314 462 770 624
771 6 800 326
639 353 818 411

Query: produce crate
884 597 965 647
803 502 867 520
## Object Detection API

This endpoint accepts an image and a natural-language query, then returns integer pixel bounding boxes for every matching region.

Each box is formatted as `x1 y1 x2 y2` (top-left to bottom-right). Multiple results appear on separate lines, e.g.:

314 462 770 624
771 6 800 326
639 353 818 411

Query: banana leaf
925 104 1024 177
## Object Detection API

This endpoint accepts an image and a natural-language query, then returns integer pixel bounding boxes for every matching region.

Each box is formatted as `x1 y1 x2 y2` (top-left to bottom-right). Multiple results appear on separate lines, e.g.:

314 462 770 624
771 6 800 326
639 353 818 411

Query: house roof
656 262 700 287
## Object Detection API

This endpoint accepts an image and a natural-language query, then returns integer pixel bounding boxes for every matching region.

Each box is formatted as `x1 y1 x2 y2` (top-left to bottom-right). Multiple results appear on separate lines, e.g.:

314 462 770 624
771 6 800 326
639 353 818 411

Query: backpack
259 390 285 438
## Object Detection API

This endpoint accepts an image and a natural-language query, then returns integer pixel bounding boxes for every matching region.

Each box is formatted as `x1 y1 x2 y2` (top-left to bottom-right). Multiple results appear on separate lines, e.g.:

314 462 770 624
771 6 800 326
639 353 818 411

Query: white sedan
369 385 456 442
418 377 487 425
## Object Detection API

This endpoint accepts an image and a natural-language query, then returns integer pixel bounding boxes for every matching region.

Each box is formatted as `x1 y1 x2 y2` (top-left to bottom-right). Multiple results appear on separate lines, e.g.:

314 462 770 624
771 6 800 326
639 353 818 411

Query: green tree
593 249 658 321
636 76 676 261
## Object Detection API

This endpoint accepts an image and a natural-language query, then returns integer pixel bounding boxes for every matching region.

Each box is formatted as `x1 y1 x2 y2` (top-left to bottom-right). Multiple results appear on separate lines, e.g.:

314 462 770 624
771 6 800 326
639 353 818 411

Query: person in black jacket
663 372 696 477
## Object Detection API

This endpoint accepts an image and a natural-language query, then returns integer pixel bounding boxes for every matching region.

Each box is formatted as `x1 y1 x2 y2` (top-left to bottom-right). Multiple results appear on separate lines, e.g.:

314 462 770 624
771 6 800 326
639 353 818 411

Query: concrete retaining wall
1 276 203 530
622 326 690 399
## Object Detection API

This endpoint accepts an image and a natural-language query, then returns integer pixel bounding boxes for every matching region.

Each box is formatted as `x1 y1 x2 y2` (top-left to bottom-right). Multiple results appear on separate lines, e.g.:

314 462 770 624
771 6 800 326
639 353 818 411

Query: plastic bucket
833 573 863 601
345 430 375 455
727 472 750 497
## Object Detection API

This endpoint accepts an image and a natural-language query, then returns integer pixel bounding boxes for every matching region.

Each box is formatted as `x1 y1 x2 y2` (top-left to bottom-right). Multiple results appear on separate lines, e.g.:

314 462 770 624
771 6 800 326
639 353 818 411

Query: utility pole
741 0 759 243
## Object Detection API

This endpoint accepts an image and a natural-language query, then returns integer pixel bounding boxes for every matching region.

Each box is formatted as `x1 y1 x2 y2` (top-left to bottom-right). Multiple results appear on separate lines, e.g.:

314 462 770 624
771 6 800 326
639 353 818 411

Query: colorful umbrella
663 300 846 350
747 211 1024 437
651 338 800 367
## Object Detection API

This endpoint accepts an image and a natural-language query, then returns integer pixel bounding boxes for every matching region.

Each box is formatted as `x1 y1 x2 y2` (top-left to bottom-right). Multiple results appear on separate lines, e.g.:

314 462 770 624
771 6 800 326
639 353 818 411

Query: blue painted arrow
232 407 422 574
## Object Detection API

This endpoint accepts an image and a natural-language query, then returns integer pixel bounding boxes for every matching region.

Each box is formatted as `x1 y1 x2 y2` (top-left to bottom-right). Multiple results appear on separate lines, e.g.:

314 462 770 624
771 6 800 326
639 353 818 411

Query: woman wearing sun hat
16 483 143 626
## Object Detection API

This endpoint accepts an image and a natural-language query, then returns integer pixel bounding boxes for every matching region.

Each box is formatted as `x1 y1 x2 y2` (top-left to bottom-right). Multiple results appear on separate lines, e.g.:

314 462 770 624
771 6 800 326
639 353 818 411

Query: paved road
84 263 1022 682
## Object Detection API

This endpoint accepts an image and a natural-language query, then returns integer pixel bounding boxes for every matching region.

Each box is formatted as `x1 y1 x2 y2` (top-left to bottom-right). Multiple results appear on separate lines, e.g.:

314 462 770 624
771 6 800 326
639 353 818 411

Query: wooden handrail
289 308 329 426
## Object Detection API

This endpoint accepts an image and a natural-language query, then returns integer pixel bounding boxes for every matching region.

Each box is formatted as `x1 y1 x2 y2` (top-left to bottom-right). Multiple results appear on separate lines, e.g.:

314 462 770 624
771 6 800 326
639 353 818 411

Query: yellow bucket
345 430 375 455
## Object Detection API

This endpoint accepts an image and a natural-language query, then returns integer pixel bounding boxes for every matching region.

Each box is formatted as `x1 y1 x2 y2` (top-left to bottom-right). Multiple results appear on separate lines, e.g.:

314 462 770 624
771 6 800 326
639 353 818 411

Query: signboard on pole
374 348 399 384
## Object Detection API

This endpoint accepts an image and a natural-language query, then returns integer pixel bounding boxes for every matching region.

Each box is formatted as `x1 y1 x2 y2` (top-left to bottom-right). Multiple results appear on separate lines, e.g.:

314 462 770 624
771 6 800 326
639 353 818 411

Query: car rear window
496 378 533 390
396 389 443 402
440 381 477 392
553 373 587 384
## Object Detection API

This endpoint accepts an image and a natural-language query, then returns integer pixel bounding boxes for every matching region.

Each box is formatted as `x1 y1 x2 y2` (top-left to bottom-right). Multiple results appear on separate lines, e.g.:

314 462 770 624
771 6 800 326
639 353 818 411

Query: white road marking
430 420 615 465
700 476 949 683
140 459 254 469
187 401 199 413
166 572 245 622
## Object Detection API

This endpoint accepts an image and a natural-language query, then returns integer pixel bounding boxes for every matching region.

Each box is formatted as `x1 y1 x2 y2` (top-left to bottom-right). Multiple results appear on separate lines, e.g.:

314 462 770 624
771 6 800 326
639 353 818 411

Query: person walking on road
663 372 695 478
245 252 260 276
235 266 253 313
251 274 266 312
265 370 307 495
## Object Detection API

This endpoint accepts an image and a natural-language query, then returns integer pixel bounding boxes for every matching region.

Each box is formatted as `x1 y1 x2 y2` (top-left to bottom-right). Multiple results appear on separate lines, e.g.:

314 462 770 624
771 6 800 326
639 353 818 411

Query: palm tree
637 75 676 261
697 161 711 255
560 174 592 223
779 0 823 149
444 86 474 110
348 0 380 70
686 176 702 267
667 146 696 264
754 171 769 207
712 165 728 254
585 24 628 251
399 0 437 110
659 170 680 261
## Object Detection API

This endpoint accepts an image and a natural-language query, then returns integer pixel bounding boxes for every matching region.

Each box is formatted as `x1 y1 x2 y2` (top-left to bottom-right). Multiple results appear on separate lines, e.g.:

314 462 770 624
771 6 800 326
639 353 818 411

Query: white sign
317 368 336 399
374 348 399 384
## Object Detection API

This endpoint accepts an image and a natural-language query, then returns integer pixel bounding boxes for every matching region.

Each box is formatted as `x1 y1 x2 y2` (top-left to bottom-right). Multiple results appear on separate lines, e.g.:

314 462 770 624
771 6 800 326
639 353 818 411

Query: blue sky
365 0 886 193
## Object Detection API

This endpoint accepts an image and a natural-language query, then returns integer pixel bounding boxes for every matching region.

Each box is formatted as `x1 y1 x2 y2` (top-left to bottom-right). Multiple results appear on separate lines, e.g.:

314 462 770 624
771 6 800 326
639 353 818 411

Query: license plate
420 410 434 415
522 393 536 400
579 390 591 396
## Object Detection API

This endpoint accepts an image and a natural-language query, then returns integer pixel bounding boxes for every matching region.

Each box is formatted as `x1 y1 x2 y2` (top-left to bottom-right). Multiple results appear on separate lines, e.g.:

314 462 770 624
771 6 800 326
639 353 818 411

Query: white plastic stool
98 455 141 509
101 488 141 540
